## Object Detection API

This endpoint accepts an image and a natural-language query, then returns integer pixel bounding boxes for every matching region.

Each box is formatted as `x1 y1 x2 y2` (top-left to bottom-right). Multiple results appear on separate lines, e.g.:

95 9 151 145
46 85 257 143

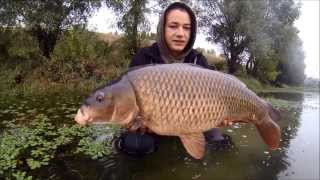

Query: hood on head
157 2 197 62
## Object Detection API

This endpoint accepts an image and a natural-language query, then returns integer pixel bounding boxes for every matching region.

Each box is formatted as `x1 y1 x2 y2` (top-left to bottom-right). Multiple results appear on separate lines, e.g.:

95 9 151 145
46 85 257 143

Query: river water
0 91 319 180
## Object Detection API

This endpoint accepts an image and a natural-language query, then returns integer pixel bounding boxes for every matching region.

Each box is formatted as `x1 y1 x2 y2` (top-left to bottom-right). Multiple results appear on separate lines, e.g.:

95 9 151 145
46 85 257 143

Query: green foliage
277 32 305 85
214 60 227 71
12 171 33 180
0 114 120 178
255 52 281 83
0 0 305 93
198 0 256 74
76 137 110 160
75 124 121 159
37 28 116 82
198 0 303 85
0 28 43 64
263 0 304 85
265 97 302 111
0 28 127 86
0 28 129 96
0 0 103 58
237 74 265 92
106 0 150 58
53 28 113 61
0 28 12 59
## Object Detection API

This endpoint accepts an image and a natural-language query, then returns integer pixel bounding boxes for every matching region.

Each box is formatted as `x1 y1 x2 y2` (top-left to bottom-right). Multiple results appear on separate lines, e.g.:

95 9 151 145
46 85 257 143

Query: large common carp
75 63 281 159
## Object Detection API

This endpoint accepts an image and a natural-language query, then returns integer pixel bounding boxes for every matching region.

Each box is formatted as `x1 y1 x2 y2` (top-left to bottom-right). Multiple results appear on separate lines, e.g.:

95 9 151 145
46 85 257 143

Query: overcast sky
294 0 319 79
88 0 319 79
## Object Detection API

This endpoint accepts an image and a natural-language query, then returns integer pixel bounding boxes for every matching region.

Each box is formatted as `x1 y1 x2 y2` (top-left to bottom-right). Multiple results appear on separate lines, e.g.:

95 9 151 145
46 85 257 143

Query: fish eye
96 94 104 103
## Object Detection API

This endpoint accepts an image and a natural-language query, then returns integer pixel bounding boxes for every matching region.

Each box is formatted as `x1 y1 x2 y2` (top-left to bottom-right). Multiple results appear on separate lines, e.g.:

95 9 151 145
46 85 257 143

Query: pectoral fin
179 133 205 159
255 118 281 150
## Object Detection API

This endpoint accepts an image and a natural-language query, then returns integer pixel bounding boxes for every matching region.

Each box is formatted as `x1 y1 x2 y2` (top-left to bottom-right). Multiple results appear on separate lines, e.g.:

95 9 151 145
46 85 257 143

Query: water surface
0 91 319 180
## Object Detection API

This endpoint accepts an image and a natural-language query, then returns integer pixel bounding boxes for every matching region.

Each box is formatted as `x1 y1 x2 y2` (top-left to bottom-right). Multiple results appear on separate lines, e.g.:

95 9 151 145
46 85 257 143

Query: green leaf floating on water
0 114 120 178
266 97 301 110
26 159 43 170
12 171 33 180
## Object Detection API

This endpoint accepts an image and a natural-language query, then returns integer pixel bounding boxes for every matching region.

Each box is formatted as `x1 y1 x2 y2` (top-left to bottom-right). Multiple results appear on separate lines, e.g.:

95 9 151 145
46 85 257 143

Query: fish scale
75 63 281 159
127 64 255 133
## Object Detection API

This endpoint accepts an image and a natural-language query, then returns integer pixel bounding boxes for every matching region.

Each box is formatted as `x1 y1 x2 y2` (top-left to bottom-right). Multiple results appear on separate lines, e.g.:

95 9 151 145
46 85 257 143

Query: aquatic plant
0 114 120 179
266 97 302 111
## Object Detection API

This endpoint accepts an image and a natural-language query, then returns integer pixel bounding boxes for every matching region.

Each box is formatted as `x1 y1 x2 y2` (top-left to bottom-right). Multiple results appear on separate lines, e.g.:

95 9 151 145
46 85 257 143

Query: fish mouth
75 106 110 126
75 106 94 125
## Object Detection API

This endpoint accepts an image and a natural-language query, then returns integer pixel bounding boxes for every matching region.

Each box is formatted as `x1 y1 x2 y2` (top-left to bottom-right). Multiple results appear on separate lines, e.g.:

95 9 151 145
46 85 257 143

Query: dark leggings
115 129 232 156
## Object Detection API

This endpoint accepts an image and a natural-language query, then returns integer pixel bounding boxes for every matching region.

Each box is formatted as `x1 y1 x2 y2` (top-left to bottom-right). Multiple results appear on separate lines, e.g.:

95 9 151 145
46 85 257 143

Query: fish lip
75 106 91 125
91 121 110 125
75 105 111 126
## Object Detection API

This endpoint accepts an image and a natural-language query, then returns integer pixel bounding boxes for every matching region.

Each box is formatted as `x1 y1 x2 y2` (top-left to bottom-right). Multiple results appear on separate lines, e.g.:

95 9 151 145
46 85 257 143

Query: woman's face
164 9 191 57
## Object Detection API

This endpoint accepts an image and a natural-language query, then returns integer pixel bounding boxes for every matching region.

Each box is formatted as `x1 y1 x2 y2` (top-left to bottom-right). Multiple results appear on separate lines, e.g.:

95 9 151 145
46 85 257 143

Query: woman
115 2 231 156
130 2 207 67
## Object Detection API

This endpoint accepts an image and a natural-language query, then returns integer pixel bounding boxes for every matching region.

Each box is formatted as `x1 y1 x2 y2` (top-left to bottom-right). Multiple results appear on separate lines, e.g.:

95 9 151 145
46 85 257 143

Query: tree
198 0 279 76
242 0 303 84
277 31 305 85
106 0 150 58
265 0 304 85
198 0 304 85
198 0 259 74
243 0 278 82
0 0 102 58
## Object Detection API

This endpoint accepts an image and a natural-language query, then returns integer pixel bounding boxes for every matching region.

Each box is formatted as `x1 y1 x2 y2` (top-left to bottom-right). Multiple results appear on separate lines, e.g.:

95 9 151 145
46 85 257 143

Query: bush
53 28 113 61
0 28 43 65
33 28 130 83
237 74 265 92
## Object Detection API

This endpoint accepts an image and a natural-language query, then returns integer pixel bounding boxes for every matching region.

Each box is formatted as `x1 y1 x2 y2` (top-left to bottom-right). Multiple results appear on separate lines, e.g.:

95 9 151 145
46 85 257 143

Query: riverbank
2 70 316 98
258 86 319 93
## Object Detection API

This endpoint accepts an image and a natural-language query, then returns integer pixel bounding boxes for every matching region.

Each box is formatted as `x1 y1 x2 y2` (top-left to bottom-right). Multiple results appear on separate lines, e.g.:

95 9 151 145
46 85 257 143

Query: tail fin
255 118 281 150
267 102 281 122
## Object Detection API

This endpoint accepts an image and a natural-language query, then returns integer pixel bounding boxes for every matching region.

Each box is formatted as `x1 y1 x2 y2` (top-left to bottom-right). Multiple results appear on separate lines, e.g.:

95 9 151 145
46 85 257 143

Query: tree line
0 0 305 86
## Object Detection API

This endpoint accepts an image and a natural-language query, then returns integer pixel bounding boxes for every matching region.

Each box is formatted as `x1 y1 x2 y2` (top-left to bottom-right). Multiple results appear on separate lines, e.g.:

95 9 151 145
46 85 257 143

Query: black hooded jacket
129 2 212 69
129 42 210 68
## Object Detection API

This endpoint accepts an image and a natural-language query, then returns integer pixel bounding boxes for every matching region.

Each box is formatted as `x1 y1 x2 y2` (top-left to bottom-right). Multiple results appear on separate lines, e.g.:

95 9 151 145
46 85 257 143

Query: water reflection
0 91 319 180
277 92 319 179
93 92 318 180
